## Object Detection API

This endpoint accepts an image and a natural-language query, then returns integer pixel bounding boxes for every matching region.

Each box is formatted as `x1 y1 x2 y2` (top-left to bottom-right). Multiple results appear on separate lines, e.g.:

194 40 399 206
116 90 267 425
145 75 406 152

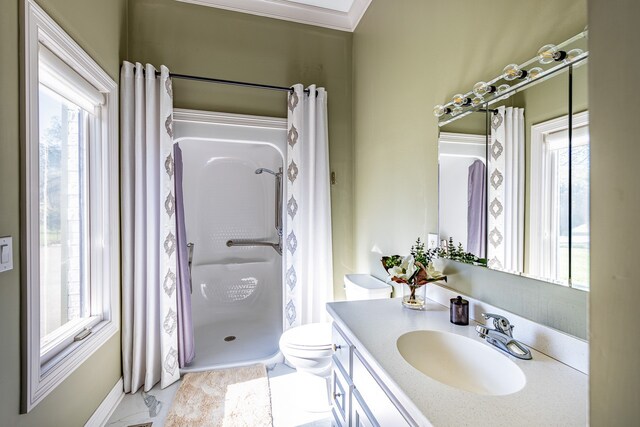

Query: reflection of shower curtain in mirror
488 107 524 271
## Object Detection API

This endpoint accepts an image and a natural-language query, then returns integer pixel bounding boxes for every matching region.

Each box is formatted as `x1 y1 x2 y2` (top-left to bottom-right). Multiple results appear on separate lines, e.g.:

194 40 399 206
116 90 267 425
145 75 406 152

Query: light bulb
433 105 446 117
537 44 567 64
502 64 527 81
473 81 496 97
528 67 543 80
471 96 484 107
538 44 557 64
566 48 584 62
452 94 471 108
497 84 511 100
451 106 463 116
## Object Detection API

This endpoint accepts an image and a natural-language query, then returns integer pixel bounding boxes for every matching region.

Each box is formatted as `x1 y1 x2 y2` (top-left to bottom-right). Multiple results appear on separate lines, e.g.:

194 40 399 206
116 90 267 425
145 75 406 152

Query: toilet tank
344 274 392 301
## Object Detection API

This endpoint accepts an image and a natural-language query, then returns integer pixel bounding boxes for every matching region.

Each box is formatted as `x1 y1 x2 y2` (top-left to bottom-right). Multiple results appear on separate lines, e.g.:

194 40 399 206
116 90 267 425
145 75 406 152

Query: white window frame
529 111 589 286
21 0 119 413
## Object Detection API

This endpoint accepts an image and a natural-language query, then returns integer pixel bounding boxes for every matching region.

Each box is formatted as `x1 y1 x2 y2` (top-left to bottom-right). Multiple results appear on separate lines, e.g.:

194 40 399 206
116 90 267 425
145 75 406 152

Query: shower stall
174 109 286 372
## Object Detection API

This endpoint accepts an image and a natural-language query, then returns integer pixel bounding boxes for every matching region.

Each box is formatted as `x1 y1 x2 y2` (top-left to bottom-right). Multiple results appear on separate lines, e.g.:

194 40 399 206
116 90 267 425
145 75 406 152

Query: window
22 0 119 412
529 112 589 289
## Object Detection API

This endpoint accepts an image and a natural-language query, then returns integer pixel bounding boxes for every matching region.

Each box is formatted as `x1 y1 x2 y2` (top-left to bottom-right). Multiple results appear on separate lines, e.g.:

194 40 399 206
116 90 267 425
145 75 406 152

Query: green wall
589 0 640 423
0 0 126 425
440 112 486 135
353 0 588 337
127 0 354 299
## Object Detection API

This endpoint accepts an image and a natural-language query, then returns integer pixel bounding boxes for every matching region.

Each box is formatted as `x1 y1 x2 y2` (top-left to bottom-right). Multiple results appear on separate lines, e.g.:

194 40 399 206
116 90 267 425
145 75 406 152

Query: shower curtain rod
154 70 311 94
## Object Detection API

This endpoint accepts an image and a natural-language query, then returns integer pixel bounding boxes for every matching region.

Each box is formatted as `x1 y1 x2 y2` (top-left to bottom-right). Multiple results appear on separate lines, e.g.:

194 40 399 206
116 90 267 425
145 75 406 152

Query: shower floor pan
181 317 283 373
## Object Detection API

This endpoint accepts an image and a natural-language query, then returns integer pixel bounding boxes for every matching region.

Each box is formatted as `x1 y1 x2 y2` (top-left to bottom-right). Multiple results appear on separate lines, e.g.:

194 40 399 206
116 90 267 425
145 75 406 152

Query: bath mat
165 364 273 427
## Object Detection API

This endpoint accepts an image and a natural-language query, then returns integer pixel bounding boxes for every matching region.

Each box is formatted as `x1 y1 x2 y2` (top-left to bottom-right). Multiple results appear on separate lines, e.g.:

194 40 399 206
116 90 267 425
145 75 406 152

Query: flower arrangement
381 238 447 309
438 237 487 266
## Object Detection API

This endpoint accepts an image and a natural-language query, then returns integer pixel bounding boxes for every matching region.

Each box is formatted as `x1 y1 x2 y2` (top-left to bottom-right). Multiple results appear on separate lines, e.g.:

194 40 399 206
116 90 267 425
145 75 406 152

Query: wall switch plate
427 233 439 250
0 237 13 272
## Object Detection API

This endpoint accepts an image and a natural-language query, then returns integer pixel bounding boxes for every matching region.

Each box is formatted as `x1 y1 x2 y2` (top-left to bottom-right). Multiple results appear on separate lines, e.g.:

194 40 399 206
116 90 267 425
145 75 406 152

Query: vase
402 283 426 310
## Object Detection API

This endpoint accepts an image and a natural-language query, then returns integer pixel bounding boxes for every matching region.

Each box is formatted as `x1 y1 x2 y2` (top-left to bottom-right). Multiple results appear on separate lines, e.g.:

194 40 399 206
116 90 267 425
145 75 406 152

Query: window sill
40 315 102 365
28 318 119 411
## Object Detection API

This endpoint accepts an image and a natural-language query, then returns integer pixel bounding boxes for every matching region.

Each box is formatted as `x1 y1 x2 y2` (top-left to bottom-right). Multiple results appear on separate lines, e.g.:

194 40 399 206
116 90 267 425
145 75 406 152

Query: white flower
426 262 444 280
388 255 417 282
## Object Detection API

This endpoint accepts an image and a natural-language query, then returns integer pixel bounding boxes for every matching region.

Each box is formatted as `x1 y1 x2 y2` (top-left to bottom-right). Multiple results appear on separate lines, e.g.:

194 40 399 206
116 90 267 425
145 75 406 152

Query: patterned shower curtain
284 84 334 329
488 106 525 272
121 62 192 392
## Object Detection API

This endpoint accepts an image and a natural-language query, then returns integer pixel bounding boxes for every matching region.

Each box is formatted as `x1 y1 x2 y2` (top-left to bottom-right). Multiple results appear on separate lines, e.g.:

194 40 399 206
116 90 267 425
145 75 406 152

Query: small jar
450 296 469 325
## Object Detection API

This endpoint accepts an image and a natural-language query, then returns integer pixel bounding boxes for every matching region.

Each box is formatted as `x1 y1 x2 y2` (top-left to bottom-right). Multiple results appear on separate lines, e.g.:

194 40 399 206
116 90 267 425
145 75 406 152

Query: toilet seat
279 322 335 383
279 322 333 350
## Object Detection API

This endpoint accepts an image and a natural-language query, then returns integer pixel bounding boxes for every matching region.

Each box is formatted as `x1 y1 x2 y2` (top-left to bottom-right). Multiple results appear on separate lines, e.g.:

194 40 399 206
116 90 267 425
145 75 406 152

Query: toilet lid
345 274 390 290
281 322 333 349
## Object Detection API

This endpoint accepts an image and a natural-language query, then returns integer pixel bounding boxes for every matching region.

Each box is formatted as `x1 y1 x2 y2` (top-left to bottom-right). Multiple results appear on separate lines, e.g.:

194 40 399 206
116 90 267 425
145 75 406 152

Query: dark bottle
450 295 469 325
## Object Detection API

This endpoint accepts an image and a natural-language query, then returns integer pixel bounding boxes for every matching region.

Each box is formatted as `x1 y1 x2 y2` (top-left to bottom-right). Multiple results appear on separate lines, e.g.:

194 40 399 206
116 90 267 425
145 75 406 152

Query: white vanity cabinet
331 323 415 427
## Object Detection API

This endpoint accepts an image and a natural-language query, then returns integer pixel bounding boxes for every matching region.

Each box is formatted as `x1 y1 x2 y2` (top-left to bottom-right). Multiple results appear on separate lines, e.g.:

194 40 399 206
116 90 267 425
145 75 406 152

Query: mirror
437 37 589 290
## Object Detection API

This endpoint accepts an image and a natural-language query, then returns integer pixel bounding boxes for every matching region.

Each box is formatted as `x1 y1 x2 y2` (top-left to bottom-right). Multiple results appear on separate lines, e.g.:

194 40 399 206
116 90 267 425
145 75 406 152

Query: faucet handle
481 313 514 336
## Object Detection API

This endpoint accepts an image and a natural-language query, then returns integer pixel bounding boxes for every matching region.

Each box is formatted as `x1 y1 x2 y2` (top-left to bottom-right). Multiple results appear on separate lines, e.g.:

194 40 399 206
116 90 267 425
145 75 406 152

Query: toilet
344 273 394 300
278 274 391 411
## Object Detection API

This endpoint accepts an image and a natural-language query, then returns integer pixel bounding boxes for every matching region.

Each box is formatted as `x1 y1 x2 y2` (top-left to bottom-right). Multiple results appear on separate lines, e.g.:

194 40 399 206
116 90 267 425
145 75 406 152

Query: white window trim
21 0 120 413
529 111 588 287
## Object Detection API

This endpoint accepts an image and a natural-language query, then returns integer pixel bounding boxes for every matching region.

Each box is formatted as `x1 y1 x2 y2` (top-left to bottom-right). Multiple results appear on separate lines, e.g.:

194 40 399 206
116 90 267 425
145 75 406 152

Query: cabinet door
352 350 413 426
352 389 380 427
331 356 351 427
332 323 352 375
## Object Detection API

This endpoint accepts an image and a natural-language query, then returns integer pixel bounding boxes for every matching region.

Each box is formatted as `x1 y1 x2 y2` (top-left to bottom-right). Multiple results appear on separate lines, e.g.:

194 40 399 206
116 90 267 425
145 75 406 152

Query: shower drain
224 335 236 342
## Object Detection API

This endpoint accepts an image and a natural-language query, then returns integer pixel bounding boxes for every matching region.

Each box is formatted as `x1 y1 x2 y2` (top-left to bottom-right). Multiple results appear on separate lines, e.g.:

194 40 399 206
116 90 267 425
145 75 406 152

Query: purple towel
467 159 486 258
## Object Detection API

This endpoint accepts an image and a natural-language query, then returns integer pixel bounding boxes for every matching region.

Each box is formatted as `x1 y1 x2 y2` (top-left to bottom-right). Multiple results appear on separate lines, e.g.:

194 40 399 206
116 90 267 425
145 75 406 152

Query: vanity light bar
436 52 589 127
434 29 588 126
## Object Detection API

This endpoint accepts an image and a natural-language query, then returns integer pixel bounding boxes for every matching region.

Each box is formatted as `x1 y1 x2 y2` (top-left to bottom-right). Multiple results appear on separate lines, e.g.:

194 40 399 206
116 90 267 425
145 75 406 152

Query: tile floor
106 363 332 427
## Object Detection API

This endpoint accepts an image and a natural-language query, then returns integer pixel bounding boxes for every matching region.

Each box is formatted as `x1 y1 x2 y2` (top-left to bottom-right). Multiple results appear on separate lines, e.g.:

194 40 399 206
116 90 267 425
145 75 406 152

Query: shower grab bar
226 239 282 256
255 167 284 238
275 169 283 237
187 242 194 294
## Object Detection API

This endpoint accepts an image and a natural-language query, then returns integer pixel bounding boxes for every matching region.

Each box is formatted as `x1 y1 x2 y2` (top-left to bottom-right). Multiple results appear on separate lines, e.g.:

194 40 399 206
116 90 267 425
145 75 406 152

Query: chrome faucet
475 313 532 360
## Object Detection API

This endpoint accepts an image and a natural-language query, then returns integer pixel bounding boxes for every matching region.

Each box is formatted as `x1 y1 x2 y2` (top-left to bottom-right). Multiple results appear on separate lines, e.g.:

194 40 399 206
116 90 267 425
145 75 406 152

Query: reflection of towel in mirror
467 159 486 258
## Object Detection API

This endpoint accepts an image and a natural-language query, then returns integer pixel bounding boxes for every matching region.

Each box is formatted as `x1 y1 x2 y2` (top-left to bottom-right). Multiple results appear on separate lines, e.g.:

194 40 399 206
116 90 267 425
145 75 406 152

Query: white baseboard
84 378 124 427
426 284 588 374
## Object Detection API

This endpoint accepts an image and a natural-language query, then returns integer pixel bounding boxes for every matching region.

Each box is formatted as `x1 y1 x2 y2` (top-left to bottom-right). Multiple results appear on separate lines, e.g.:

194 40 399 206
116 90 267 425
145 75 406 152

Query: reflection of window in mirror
530 112 589 288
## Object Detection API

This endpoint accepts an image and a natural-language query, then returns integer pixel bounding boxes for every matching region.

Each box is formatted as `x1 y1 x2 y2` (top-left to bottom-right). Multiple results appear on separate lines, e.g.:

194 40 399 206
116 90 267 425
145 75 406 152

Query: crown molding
176 0 372 32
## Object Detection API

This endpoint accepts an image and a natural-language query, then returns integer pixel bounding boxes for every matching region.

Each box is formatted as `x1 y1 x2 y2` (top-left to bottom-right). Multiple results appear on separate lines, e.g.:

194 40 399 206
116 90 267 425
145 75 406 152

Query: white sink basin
397 330 526 396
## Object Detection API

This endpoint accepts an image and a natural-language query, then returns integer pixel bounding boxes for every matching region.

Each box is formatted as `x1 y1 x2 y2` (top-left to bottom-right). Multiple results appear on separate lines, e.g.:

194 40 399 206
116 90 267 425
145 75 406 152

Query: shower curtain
488 106 525 272
285 84 334 328
121 62 193 393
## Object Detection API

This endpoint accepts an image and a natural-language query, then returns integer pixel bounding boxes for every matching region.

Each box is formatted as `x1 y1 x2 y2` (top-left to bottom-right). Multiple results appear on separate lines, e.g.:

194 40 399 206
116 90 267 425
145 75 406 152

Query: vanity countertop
327 297 587 427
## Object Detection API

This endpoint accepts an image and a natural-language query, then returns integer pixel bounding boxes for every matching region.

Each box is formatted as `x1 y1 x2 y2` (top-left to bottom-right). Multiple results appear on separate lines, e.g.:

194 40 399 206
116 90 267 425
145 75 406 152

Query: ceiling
176 0 372 32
